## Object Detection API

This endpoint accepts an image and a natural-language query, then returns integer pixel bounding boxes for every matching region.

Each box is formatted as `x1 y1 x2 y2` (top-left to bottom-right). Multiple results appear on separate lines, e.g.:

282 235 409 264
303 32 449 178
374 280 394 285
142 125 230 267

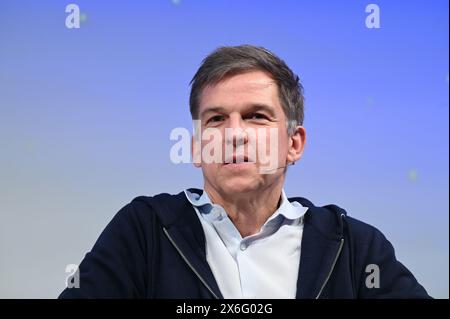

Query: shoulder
345 215 388 247
112 190 194 228
290 195 387 244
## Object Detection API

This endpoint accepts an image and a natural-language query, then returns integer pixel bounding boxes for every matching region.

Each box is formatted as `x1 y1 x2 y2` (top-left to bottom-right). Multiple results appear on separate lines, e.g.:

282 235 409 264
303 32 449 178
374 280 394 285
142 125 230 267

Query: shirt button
240 243 247 251
212 208 222 220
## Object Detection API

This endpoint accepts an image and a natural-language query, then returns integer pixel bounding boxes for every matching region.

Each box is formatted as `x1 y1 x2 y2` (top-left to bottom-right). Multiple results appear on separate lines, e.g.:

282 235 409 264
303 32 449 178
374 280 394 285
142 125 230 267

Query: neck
204 181 284 237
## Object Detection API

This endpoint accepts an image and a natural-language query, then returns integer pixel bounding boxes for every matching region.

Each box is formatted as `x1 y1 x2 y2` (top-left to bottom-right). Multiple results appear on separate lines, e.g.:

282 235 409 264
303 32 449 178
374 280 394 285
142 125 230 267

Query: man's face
193 70 304 197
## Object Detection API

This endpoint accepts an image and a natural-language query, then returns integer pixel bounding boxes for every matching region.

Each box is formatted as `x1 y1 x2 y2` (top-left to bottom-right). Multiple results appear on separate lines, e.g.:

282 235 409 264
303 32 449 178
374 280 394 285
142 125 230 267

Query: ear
191 135 202 168
286 126 306 164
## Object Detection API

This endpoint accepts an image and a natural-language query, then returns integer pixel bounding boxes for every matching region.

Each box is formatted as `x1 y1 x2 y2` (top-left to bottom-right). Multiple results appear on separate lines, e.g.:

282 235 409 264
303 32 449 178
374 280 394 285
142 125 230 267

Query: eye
247 113 269 121
207 115 225 124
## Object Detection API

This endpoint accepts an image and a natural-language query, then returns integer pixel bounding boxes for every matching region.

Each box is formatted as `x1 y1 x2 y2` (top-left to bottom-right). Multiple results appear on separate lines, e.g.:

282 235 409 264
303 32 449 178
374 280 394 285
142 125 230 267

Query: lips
224 154 255 165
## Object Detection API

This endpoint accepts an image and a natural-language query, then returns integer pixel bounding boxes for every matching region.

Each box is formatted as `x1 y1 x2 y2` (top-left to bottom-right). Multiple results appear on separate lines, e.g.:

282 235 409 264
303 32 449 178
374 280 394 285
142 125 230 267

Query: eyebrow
200 103 277 119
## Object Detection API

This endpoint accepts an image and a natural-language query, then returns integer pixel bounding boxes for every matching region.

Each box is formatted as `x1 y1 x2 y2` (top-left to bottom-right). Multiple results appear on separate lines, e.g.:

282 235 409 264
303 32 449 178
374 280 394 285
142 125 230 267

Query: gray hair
189 45 304 135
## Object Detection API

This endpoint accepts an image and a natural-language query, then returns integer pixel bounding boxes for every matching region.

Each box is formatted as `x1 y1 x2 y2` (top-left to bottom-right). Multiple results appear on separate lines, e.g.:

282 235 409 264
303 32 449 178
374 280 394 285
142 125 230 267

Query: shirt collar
184 188 308 222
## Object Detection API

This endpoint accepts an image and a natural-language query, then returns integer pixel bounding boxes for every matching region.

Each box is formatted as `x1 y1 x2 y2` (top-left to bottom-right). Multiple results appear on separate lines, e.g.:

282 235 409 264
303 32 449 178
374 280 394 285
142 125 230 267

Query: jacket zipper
164 228 344 300
163 227 219 299
315 238 345 299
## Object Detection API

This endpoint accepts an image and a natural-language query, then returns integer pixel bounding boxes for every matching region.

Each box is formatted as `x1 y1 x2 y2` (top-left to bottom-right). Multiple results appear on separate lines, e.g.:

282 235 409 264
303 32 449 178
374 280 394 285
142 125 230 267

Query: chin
220 178 260 195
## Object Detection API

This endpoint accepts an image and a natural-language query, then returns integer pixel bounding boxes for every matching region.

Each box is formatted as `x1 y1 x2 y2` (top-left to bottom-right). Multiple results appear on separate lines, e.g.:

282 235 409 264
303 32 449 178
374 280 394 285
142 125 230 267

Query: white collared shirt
184 189 308 299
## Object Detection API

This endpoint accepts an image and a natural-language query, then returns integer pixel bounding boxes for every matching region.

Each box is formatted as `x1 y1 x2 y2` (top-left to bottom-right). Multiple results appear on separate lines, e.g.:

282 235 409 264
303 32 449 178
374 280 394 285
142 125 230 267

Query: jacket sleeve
355 225 432 299
59 202 149 298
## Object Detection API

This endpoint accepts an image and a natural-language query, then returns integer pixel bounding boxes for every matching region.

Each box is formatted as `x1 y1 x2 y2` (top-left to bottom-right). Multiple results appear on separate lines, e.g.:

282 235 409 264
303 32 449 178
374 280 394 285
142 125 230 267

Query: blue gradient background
0 0 448 298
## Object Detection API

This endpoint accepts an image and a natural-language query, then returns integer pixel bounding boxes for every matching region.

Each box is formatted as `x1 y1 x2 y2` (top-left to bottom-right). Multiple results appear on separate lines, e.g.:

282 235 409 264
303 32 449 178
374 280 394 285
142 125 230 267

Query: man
59 45 430 299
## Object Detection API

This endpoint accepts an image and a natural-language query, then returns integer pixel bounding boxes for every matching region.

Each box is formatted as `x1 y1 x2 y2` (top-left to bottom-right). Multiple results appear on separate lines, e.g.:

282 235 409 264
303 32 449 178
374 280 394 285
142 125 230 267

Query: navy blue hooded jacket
59 189 431 299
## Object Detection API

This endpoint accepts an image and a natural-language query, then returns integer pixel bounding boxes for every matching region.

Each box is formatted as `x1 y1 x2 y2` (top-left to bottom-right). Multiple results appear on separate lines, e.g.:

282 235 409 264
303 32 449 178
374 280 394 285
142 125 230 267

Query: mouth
223 155 255 166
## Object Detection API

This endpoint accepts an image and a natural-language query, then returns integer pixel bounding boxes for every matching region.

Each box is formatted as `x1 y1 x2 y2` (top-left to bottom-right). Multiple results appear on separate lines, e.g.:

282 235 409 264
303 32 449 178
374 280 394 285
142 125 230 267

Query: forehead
198 70 281 113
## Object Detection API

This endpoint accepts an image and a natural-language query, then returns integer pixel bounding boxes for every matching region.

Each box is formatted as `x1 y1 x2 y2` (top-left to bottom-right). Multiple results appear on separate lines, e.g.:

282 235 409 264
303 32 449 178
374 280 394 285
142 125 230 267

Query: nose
226 113 248 147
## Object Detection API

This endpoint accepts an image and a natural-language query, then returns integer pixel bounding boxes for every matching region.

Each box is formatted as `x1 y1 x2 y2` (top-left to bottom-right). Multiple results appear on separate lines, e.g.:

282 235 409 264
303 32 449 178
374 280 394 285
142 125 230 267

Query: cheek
199 128 225 164
255 128 288 157
277 132 289 156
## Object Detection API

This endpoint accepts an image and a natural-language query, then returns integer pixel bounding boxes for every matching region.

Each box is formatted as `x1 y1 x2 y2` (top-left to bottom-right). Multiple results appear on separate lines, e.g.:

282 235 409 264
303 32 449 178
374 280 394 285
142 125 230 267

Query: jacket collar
184 188 308 222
